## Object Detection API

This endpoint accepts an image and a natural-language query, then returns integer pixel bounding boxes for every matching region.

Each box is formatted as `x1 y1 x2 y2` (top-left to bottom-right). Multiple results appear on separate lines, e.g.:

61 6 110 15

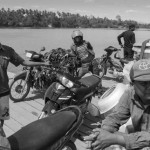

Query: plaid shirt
102 86 150 149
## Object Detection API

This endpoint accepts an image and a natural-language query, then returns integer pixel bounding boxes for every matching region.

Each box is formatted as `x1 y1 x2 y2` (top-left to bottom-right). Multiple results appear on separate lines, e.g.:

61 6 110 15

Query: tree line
0 8 150 29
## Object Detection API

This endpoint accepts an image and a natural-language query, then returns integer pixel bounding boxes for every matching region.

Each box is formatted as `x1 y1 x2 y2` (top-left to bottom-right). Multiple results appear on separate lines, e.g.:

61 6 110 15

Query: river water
0 28 149 73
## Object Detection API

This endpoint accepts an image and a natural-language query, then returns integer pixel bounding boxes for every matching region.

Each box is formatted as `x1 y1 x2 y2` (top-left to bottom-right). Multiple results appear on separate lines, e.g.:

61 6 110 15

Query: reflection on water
0 28 149 73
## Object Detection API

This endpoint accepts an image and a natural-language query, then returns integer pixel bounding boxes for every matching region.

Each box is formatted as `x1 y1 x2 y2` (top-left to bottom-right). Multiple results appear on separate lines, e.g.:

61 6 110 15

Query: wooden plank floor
6 72 119 150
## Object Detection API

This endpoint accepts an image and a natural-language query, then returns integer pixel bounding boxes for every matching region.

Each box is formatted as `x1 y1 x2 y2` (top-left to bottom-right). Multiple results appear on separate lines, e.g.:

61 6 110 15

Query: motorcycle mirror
114 52 120 59
40 47 46 51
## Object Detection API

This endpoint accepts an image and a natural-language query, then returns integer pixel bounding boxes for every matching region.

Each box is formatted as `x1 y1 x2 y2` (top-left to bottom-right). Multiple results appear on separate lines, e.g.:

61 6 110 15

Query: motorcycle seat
71 75 101 100
79 75 101 88
8 111 77 150
120 58 133 64
104 46 118 52
32 54 42 59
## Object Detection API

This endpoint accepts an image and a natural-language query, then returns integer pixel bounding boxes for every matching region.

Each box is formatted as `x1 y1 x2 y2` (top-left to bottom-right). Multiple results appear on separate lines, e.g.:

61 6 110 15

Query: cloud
11 5 43 11
70 9 89 14
31 5 40 9
46 7 57 12
68 8 95 16
12 6 23 10
46 7 92 16
125 9 137 13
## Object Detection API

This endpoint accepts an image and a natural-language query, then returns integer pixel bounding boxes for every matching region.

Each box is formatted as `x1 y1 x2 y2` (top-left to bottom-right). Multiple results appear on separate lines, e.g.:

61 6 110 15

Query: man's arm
101 89 150 149
9 48 49 67
85 127 150 150
113 130 150 149
101 90 131 133
86 42 95 56
117 32 124 47
21 60 48 67
0 136 11 150
84 90 131 149
131 33 136 45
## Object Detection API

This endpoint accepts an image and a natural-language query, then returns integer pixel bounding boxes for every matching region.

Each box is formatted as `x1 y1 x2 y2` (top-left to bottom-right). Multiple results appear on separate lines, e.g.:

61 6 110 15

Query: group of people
0 24 150 149
0 29 97 149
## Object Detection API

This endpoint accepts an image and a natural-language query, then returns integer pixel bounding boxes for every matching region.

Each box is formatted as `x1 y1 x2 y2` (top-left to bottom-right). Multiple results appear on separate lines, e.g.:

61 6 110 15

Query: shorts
0 95 10 120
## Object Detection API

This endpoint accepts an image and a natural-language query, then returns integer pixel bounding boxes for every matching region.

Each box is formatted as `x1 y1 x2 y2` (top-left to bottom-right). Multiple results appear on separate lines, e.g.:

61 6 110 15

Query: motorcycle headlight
58 75 74 88
26 52 32 58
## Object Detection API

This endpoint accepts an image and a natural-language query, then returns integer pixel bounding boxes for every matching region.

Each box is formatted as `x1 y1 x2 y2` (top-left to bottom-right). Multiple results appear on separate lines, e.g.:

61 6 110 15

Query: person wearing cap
0 43 49 149
117 24 136 60
84 59 150 150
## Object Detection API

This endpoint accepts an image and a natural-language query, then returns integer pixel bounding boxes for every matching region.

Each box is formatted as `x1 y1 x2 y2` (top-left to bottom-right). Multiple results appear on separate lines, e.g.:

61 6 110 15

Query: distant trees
0 8 150 29
116 15 121 22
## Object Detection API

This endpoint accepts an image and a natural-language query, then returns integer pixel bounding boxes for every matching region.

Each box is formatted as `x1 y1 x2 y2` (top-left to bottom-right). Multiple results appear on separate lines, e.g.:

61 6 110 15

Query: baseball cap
130 59 150 81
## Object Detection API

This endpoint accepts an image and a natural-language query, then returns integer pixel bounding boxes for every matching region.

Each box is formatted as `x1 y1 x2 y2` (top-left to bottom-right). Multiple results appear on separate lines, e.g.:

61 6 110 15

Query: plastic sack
123 61 135 83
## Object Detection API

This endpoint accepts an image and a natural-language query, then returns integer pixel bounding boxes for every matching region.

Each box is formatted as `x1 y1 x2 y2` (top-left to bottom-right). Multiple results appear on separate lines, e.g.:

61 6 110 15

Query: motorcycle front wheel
10 77 30 102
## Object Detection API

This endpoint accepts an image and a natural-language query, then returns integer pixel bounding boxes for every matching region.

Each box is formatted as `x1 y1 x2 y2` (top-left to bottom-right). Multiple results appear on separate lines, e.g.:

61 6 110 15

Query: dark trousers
124 47 134 59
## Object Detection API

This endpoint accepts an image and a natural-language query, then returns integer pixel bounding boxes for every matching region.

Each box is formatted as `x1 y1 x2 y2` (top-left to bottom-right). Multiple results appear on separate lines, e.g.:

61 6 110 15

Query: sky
0 0 150 24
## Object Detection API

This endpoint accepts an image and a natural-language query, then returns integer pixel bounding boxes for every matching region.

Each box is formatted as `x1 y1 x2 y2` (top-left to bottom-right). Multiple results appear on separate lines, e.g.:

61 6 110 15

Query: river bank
1 28 149 73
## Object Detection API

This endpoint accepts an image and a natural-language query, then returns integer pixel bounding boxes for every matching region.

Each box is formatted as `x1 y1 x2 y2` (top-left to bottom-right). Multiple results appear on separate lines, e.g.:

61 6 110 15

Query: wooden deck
6 72 118 150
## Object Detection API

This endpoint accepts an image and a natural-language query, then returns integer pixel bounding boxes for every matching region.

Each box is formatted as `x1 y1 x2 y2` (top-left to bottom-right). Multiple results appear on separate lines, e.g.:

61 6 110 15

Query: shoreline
0 27 150 31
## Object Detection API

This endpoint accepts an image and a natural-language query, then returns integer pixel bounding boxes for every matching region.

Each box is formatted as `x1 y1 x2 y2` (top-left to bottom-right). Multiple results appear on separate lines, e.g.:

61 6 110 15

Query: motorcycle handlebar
104 46 121 53
113 48 121 52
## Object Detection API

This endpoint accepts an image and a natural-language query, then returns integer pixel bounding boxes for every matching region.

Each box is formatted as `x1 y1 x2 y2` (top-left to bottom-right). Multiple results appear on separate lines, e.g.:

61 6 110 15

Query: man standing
117 24 136 59
0 43 48 149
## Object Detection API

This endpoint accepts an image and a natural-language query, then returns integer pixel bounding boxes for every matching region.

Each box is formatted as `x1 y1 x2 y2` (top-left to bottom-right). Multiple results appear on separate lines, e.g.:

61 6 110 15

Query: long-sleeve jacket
117 30 135 48
101 87 150 149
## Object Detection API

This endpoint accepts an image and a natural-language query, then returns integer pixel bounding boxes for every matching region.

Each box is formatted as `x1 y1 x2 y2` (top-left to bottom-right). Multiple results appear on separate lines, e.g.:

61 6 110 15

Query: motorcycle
8 105 83 150
25 46 46 62
9 48 80 102
9 47 49 102
98 46 124 78
38 66 101 119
